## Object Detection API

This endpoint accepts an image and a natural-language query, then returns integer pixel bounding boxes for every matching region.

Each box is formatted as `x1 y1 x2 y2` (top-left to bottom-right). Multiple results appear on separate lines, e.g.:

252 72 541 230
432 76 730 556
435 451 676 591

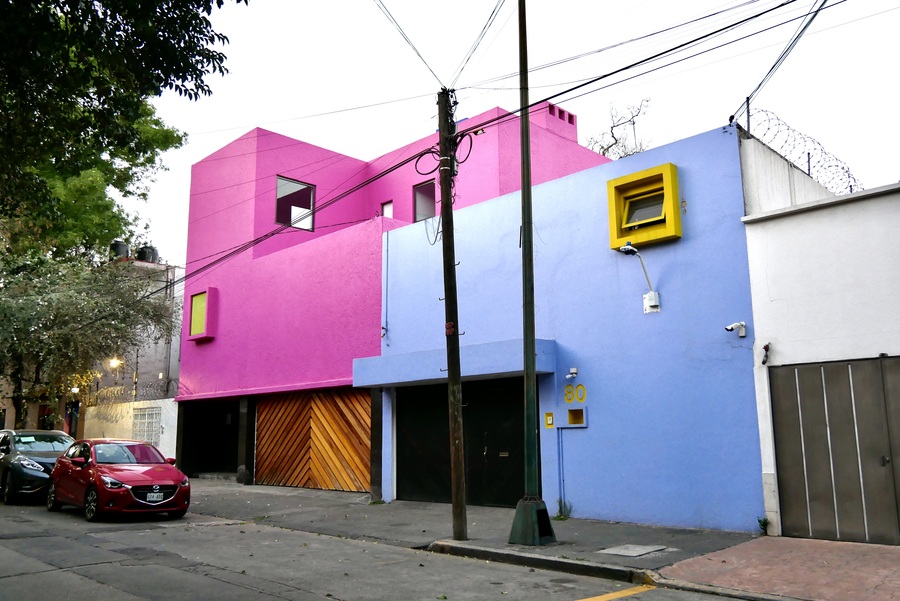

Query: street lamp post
109 351 139 402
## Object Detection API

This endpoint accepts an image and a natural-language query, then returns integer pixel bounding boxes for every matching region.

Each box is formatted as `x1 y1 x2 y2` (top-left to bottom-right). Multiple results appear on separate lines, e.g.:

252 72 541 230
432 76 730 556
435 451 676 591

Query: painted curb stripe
577 584 656 601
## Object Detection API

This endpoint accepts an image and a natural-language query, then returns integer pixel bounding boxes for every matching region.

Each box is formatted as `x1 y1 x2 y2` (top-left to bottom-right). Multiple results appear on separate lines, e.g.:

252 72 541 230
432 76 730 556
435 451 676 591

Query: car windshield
94 443 165 465
14 434 74 452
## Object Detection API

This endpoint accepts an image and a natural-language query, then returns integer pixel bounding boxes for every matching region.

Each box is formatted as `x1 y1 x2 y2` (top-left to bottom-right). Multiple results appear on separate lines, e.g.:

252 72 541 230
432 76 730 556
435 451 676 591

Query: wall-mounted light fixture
725 321 747 337
618 243 660 313
565 367 578 380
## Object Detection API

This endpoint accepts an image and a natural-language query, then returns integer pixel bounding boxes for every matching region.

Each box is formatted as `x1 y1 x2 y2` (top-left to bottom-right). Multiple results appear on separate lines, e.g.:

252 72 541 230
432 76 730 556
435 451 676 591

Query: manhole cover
596 544 667 557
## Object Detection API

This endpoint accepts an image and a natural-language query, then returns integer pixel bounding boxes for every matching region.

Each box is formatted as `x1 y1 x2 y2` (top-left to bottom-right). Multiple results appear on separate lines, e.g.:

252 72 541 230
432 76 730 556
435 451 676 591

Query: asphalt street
0 482 732 601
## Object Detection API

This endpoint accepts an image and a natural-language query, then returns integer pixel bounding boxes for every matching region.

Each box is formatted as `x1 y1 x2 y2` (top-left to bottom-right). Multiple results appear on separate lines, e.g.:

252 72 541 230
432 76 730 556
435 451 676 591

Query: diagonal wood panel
255 388 370 491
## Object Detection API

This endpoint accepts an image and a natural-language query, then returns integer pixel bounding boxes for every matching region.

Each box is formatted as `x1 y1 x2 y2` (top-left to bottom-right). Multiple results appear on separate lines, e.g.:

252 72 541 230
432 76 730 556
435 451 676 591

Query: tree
2 100 185 259
587 99 650 160
0 252 174 429
0 0 247 217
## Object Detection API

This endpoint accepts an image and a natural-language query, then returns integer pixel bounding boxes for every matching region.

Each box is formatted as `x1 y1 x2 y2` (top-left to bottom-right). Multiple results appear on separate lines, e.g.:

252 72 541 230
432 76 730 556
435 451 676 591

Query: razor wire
748 108 863 195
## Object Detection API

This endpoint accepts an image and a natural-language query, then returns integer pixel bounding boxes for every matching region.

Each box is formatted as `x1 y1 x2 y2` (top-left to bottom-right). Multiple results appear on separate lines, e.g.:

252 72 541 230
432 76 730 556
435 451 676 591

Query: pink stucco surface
178 103 610 401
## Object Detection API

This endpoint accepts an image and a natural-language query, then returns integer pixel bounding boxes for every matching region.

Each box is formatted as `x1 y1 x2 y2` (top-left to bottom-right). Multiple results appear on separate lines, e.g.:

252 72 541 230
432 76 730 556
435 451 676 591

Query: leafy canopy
0 0 247 217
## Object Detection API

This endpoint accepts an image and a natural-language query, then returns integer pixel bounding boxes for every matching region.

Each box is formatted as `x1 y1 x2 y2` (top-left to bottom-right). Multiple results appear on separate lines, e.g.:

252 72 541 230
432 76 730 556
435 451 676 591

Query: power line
373 0 444 87
448 0 508 88
26 1 856 326
732 0 829 121
68 144 437 333
455 0 802 139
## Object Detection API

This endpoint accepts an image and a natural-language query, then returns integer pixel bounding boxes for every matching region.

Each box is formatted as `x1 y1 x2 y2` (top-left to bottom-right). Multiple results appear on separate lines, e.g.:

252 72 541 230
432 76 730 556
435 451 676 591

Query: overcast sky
135 0 899 266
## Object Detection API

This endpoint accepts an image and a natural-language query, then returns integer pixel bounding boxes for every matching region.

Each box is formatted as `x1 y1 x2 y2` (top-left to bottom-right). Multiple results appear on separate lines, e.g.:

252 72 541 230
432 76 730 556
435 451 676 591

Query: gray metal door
770 357 900 544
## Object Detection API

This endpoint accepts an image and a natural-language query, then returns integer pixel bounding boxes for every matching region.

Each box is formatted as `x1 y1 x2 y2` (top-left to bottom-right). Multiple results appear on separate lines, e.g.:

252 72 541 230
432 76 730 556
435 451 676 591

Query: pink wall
178 103 610 401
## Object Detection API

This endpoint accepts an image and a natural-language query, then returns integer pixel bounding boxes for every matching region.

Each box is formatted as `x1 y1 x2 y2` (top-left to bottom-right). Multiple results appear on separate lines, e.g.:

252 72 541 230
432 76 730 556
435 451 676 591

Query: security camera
725 322 747 338
618 244 638 256
565 367 578 379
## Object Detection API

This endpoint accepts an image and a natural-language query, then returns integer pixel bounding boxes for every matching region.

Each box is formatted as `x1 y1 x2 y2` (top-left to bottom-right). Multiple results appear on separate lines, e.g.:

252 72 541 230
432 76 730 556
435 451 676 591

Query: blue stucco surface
355 126 764 531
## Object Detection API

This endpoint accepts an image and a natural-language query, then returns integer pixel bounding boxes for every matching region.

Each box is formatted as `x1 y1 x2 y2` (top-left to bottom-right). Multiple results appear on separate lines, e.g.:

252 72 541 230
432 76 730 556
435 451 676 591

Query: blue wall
356 125 764 531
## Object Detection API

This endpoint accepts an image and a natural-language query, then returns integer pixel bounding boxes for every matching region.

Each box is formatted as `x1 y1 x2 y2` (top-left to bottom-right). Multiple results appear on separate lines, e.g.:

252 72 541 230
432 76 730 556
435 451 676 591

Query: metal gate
395 377 525 507
255 388 370 492
770 357 900 544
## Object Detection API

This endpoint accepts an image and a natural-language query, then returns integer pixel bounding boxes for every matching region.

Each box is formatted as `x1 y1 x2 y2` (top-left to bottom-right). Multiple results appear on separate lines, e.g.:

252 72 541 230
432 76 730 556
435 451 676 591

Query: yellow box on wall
608 163 681 249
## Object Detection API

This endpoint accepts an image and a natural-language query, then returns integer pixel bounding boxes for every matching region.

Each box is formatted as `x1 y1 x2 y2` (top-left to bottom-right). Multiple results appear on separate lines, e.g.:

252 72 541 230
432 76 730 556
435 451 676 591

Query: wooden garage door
255 388 370 492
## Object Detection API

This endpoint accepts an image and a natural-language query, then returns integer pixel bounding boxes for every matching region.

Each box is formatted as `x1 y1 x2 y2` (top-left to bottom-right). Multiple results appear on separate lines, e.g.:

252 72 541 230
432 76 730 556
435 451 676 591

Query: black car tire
84 487 101 522
2 473 16 505
168 509 188 519
46 481 61 511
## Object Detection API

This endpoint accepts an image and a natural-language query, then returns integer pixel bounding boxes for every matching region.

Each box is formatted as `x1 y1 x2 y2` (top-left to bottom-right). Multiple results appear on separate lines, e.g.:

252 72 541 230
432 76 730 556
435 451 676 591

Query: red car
47 438 190 521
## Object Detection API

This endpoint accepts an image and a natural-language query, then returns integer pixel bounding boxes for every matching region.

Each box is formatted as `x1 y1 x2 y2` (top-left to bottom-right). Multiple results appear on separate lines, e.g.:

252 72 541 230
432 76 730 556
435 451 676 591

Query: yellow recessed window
188 287 218 341
190 292 207 336
608 163 680 249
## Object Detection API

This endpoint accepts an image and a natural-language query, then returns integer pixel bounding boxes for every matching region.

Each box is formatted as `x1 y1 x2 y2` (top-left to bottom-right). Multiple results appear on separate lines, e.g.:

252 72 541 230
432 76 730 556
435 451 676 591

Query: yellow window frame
189 292 207 336
608 163 681 249
188 287 217 341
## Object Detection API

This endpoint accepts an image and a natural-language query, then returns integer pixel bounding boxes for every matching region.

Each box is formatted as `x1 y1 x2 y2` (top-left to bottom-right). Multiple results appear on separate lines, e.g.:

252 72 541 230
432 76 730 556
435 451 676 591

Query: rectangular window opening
275 176 315 231
623 190 666 229
414 180 436 222
381 200 394 219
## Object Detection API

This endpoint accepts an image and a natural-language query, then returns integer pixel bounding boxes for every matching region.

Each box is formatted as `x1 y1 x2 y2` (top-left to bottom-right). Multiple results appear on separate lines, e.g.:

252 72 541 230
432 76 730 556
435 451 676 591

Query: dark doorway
395 377 527 507
176 399 241 477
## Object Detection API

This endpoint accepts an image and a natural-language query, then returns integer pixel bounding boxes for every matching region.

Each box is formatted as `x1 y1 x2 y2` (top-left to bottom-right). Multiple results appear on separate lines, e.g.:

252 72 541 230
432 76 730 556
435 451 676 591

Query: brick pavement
659 536 900 601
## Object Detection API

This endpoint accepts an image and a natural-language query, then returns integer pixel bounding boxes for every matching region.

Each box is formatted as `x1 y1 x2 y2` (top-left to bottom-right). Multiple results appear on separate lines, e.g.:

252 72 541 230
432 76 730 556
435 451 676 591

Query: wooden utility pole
438 88 467 541
508 0 556 547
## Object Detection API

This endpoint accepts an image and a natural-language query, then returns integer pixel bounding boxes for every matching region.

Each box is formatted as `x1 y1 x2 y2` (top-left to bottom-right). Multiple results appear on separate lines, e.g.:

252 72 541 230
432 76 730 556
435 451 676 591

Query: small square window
414 180 436 222
187 287 217 342
622 191 665 228
275 176 315 230
608 163 680 249
381 200 394 219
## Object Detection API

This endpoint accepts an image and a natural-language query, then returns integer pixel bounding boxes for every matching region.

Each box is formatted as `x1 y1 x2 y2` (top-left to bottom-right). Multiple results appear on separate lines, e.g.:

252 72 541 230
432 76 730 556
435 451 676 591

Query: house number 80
564 384 586 403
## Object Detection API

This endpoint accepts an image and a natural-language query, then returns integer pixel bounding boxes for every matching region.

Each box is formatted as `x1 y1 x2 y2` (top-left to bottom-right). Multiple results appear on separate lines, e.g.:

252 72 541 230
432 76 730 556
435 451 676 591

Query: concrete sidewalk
189 480 900 601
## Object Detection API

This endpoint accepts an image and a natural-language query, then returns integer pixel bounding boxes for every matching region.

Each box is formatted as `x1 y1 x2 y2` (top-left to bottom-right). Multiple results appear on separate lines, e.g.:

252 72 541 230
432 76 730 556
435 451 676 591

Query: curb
427 540 651 583
428 540 805 601
647 574 807 601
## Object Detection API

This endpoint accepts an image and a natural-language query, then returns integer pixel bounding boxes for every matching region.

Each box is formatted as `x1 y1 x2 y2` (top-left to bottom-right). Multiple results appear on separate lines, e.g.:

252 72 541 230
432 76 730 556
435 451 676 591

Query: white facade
82 398 179 458
743 181 900 534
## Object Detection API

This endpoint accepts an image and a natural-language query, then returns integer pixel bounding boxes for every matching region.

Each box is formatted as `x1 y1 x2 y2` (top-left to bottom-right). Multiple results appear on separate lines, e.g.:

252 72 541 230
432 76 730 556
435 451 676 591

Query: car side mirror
0 444 9 454
166 457 177 466
71 457 87 467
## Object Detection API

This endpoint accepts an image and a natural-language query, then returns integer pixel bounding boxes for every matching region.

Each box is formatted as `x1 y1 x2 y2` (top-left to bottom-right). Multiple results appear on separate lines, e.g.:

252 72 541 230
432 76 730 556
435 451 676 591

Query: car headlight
180 476 190 487
18 457 44 472
101 475 127 489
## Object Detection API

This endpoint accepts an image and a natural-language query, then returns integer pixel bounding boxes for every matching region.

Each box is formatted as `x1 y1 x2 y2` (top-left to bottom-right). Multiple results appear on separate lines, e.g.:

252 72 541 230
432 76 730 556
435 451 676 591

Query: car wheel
84 487 101 522
46 482 61 512
168 509 188 519
2 473 16 505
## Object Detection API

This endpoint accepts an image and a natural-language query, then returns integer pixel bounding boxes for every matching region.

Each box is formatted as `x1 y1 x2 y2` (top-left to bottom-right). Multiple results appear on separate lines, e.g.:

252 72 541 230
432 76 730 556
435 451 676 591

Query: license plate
147 492 164 502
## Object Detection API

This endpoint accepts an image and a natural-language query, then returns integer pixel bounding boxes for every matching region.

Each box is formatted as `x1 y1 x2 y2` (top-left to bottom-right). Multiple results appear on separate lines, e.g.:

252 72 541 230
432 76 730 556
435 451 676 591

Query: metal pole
508 0 555 546
438 88 467 541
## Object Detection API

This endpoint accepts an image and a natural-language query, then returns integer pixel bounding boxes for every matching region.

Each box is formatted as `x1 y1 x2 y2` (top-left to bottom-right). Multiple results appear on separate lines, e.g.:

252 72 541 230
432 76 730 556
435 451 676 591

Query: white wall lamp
725 321 747 338
618 243 660 313
565 367 578 380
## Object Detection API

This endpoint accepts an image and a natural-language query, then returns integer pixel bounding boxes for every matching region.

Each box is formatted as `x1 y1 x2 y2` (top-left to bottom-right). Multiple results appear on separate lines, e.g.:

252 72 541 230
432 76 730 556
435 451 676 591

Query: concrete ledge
428 540 646 583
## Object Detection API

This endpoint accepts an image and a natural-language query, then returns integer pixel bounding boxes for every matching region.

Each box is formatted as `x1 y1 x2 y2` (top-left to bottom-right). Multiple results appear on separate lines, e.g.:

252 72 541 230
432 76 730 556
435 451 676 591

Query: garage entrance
395 377 527 507
770 357 900 544
255 388 370 492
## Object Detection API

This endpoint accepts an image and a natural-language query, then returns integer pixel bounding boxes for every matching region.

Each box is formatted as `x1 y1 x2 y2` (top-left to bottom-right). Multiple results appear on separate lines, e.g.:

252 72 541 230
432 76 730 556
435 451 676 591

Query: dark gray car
0 429 74 504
